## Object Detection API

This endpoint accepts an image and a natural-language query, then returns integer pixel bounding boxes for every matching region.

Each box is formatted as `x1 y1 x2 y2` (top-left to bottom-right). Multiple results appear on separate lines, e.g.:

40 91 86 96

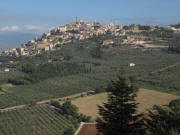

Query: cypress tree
96 77 144 135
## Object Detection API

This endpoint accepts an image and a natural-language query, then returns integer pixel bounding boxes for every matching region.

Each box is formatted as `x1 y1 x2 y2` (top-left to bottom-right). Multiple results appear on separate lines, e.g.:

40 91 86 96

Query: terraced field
0 105 73 135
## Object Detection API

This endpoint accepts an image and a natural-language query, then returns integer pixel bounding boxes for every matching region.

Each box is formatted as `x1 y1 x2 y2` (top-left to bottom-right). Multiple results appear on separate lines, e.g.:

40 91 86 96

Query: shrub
61 100 79 117
169 98 180 112
95 86 106 94
93 62 101 66
50 100 61 108
78 113 91 122
63 127 75 135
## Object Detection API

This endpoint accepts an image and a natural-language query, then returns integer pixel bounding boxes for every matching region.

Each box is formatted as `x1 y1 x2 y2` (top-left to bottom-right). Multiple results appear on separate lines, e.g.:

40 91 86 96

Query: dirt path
0 91 93 112
74 122 85 135
0 105 26 111
37 91 93 104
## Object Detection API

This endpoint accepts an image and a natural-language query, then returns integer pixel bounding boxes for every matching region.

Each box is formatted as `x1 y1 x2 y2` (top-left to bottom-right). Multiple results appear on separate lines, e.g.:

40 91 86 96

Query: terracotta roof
76 114 150 135
77 123 102 135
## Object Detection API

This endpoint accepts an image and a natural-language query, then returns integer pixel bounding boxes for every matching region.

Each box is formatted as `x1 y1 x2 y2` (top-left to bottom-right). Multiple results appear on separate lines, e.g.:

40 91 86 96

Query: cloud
0 26 20 32
0 25 50 34
25 25 44 31
24 25 51 34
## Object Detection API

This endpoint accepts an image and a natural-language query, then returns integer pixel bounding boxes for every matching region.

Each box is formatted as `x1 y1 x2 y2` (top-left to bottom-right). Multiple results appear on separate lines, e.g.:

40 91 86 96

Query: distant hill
0 32 39 50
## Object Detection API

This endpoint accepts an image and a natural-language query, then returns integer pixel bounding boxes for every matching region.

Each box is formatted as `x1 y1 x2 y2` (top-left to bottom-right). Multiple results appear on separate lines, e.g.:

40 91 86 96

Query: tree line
8 62 92 85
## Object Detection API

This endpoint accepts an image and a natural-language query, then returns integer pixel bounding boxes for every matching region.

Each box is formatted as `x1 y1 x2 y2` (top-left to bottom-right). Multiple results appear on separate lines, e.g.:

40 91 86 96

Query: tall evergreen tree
96 77 144 135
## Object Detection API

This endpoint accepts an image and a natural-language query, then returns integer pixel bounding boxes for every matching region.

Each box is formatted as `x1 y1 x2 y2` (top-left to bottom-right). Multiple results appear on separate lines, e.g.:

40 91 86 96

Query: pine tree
96 77 144 135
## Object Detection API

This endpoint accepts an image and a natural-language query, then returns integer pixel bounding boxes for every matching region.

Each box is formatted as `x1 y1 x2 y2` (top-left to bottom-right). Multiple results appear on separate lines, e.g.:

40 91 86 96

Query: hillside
137 62 180 95
0 21 180 109
1 20 176 57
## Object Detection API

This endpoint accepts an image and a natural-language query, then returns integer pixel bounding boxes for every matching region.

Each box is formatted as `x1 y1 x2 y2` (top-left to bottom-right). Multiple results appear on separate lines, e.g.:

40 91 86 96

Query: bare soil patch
72 88 180 119
136 88 179 112
72 93 107 119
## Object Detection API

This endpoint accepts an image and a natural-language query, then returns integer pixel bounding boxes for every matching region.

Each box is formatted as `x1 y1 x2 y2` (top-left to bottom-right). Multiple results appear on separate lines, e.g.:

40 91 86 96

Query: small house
129 63 135 67
102 40 114 46
4 68 10 72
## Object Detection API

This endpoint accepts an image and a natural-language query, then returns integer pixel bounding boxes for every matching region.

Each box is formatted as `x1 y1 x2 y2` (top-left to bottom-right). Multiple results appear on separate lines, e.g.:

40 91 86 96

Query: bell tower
76 16 79 23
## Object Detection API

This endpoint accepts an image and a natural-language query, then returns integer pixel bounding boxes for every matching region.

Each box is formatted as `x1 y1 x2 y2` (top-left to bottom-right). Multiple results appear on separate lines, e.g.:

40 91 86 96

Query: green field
0 105 73 135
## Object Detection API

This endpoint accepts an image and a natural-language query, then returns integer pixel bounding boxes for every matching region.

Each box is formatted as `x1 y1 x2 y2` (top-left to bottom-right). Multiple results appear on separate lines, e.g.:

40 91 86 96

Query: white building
129 63 135 67
4 68 10 72
59 26 67 32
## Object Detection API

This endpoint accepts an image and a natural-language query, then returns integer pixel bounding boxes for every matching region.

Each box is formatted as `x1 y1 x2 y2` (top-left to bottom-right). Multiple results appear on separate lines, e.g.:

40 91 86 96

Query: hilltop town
1 19 180 57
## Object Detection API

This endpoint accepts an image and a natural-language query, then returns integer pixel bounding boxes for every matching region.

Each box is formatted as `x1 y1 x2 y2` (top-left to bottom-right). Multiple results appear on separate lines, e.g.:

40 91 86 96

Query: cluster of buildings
0 19 157 57
171 27 180 33
0 19 126 57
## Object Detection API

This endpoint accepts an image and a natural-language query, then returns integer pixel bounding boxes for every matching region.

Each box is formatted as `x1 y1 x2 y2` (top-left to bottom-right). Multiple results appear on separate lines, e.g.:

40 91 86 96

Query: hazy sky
0 0 180 34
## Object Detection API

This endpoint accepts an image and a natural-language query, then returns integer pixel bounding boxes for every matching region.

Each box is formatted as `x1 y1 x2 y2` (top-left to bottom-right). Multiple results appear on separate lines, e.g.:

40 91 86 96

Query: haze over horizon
0 0 180 49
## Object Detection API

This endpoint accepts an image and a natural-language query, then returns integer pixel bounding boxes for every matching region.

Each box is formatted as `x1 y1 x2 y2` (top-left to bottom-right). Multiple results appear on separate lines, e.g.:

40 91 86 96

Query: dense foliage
145 104 180 135
91 46 102 58
63 127 75 135
51 100 91 124
95 86 106 93
169 98 180 112
21 62 90 79
8 62 91 85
